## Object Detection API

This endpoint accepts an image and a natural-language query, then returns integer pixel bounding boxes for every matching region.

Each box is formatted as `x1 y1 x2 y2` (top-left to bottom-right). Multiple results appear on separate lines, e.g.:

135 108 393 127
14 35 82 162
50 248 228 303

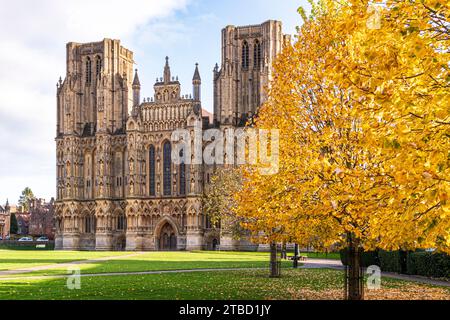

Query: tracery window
254 40 261 69
84 215 95 233
179 149 186 195
163 142 171 196
86 57 92 84
117 215 126 231
242 41 249 69
149 145 156 196
96 56 102 77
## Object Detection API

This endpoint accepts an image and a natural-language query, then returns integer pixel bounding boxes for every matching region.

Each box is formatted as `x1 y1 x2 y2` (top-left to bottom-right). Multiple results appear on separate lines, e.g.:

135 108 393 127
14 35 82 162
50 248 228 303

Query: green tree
203 166 247 239
10 213 18 235
18 187 35 211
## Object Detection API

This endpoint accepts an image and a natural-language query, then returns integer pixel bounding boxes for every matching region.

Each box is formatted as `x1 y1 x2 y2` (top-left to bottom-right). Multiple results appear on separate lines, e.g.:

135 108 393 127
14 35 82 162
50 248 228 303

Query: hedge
340 249 450 279
0 241 55 250
339 248 379 268
407 251 450 279
378 250 407 274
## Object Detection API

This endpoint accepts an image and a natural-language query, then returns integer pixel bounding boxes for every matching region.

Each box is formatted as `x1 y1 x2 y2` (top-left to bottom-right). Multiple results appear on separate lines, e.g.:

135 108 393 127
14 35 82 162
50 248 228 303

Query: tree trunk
345 233 364 300
293 243 299 268
270 241 280 277
281 242 287 260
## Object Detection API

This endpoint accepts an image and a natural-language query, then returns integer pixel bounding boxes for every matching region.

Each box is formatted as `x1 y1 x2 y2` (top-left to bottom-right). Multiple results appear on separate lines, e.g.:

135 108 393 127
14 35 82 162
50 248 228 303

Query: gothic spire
193 63 201 81
193 63 201 101
132 69 141 88
164 56 171 83
132 69 141 107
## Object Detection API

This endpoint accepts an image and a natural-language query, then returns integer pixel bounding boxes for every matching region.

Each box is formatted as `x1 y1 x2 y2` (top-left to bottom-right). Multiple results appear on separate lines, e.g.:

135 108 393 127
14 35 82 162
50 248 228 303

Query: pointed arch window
163 141 172 196
86 57 92 84
117 215 126 231
84 215 96 233
254 40 262 69
179 149 186 196
242 41 249 69
149 145 156 196
96 56 102 77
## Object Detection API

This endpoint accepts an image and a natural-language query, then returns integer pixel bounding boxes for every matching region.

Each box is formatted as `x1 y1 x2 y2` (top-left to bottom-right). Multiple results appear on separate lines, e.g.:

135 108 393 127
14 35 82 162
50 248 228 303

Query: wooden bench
288 255 307 261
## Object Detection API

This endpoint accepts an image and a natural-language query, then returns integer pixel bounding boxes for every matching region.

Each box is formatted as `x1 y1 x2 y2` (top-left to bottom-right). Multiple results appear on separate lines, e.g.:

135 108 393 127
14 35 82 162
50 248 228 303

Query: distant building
0 200 11 238
29 198 55 239
16 212 30 235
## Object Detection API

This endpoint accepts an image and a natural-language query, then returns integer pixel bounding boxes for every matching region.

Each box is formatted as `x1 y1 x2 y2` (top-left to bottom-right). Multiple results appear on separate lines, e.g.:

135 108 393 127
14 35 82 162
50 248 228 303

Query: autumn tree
203 166 247 243
235 0 449 300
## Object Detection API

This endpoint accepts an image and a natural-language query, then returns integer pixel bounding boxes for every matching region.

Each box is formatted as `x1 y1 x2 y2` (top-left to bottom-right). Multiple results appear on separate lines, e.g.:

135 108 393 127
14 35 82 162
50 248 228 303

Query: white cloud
0 0 190 203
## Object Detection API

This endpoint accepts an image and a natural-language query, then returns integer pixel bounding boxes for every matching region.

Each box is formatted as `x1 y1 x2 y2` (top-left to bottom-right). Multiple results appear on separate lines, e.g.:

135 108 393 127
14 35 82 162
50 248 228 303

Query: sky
0 0 310 205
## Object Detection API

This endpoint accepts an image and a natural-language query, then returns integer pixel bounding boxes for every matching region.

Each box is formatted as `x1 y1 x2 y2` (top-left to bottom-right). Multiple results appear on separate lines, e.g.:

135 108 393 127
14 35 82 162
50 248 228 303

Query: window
84 215 95 233
163 142 171 196
242 41 249 69
179 149 186 195
96 56 102 77
254 40 261 69
86 57 92 84
117 215 126 231
149 146 156 196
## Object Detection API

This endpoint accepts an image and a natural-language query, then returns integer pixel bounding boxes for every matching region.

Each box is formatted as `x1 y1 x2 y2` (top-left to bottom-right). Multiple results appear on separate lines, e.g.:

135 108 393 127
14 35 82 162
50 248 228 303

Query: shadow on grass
0 268 344 300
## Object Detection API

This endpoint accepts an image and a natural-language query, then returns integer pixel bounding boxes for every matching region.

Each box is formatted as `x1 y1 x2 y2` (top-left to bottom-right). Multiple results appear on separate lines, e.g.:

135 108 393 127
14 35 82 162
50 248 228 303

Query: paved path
1 256 448 288
302 258 343 270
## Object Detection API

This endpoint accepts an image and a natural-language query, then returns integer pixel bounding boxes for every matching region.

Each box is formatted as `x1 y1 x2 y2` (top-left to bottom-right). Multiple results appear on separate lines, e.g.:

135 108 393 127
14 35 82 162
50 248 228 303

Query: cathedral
55 20 290 251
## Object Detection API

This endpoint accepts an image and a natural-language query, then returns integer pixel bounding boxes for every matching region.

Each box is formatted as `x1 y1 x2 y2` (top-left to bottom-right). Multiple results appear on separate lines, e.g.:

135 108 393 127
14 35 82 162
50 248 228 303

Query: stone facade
0 200 11 239
55 20 288 251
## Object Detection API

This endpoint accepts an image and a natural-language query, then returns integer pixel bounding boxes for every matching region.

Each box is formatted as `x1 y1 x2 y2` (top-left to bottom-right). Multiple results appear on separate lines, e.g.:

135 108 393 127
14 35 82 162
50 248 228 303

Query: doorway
159 223 177 251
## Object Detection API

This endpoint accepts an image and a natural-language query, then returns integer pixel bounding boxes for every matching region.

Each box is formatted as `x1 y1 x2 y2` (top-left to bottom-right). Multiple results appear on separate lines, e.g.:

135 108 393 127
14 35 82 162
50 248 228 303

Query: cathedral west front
55 20 290 251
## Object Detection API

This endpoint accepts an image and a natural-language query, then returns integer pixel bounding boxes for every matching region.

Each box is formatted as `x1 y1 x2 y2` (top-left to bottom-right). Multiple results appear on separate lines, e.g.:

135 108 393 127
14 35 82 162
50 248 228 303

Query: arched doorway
159 223 177 251
212 238 218 251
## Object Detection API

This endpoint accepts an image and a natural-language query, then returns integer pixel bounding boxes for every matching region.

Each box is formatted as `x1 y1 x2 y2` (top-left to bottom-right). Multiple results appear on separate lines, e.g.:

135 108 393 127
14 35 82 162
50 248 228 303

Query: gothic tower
55 39 134 250
57 39 134 137
213 20 290 127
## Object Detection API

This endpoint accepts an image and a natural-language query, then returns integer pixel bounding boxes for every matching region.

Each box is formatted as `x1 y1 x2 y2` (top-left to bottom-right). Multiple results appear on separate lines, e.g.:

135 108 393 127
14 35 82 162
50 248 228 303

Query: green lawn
300 252 341 260
1 250 448 300
0 250 130 270
0 250 291 278
1 268 448 300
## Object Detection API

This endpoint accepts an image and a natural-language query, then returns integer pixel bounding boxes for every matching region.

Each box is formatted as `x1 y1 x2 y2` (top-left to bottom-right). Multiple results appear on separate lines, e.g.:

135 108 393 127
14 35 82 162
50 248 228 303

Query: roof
132 69 140 87
193 63 201 81
201 108 213 122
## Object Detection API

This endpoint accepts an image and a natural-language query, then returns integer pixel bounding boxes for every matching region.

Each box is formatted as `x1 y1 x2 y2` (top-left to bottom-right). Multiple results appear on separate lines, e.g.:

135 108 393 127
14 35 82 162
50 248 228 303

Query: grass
300 252 341 260
0 250 448 300
0 268 448 300
0 250 131 271
0 250 291 278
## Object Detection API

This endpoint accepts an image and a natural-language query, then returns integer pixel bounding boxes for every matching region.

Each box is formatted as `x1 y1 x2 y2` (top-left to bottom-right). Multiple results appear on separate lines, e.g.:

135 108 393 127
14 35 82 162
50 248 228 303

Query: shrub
341 249 450 279
407 251 450 279
378 250 407 273
339 248 379 268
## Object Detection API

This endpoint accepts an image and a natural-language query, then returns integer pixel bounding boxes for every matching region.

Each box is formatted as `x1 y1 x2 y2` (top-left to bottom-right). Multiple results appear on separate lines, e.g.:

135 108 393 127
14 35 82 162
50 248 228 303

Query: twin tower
55 20 290 251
